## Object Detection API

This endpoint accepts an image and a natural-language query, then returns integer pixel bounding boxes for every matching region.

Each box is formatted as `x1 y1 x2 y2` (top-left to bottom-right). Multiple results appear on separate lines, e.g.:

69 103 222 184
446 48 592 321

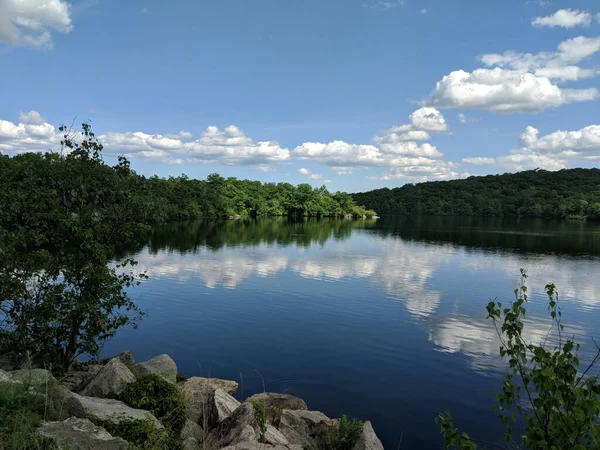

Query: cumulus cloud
481 36 600 82
309 173 323 179
532 9 592 28
429 67 598 113
0 111 58 154
0 0 73 48
463 123 600 172
185 126 290 165
298 168 310 175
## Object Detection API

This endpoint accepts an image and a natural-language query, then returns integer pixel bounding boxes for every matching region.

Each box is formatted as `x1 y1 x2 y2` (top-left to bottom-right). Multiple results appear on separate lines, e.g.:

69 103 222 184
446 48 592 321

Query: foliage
437 270 600 449
121 373 187 436
175 373 189 383
0 123 148 372
0 375 59 449
352 169 600 219
317 415 364 450
250 400 268 442
89 417 182 449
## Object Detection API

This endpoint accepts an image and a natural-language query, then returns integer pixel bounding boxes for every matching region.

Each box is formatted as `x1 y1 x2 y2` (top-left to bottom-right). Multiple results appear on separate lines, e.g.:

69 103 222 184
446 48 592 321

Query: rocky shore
0 351 384 449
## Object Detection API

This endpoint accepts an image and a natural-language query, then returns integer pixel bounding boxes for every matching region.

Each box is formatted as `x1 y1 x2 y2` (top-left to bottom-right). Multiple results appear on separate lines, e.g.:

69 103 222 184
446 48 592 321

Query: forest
352 169 600 219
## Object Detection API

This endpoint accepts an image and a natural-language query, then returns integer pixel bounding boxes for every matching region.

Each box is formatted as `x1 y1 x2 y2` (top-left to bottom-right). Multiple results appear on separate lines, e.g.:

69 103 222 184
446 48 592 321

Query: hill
351 169 600 219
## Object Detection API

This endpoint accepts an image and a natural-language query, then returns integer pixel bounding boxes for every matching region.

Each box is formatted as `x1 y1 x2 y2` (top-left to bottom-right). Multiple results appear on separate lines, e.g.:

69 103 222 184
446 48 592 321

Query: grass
0 373 59 449
316 415 364 450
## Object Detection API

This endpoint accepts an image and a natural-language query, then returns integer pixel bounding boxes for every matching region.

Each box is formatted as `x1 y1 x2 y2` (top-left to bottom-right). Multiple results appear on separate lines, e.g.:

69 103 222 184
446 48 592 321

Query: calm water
105 217 600 449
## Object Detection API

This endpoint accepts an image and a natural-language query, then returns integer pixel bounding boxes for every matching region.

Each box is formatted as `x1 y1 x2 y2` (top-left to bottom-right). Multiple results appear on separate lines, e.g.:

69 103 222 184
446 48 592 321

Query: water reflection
117 217 600 449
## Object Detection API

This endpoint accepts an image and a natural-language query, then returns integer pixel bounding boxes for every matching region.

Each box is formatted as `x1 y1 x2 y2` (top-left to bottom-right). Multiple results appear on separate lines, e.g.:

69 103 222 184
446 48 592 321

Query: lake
104 216 600 449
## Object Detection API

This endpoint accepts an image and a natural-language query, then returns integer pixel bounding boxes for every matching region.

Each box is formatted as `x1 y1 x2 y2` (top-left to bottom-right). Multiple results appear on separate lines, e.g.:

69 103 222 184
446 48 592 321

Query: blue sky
1 0 599 192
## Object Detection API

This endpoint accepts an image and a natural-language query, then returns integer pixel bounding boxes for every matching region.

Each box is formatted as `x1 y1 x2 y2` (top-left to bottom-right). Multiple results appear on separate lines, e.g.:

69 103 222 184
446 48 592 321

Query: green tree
0 123 148 372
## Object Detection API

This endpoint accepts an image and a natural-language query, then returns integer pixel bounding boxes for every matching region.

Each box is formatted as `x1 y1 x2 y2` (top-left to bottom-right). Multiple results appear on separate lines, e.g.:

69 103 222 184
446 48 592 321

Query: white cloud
165 130 192 140
429 67 598 113
309 173 323 180
324 179 333 183
185 126 290 165
298 168 310 175
481 36 600 82
532 9 592 28
419 8 428 15
409 107 448 132
457 113 481 124
519 124 600 160
462 157 495 165
0 0 73 48
0 112 58 154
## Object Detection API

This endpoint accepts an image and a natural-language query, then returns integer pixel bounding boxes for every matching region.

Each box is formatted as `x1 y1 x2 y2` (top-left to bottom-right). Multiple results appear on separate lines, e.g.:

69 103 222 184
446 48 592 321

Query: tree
436 270 600 449
0 123 148 372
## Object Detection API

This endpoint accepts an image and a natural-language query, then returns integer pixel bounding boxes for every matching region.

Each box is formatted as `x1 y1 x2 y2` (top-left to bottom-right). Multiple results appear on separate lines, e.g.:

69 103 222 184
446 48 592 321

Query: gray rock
61 365 102 393
9 368 55 385
135 354 177 383
0 368 18 385
206 402 288 449
181 419 204 442
219 442 301 450
278 409 334 447
103 351 136 373
182 437 200 450
71 392 163 429
81 359 135 399
181 377 239 423
37 417 129 449
352 421 384 450
206 388 241 428
49 385 86 419
245 392 307 425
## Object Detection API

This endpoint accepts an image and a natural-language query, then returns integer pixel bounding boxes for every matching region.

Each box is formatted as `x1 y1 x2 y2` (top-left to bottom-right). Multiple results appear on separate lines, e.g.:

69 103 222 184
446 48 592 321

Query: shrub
121 373 187 436
317 415 364 450
437 270 600 449
0 375 59 449
250 400 268 442
89 417 182 449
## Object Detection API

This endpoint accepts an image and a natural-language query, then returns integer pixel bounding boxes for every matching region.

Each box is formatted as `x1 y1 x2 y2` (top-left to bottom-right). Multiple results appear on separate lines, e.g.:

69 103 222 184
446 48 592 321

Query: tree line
352 169 600 220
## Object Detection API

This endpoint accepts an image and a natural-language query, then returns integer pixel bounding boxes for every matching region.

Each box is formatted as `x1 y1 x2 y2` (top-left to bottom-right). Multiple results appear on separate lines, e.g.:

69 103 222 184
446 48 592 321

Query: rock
49 385 86 419
352 421 384 450
37 417 129 449
277 409 334 447
182 437 200 450
206 388 241 428
71 392 163 429
9 368 55 385
372 215 380 219
135 354 177 383
181 419 203 442
229 214 242 220
205 402 289 449
245 392 307 425
61 365 102 393
0 368 18 385
181 377 239 423
81 359 135 399
219 442 301 450
103 351 136 373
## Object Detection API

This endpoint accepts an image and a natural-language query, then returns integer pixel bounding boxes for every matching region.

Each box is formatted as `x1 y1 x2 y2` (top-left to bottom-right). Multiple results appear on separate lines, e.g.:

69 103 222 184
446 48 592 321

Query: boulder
205 402 289 449
182 437 200 450
277 409 335 447
49 385 86 419
206 388 241 428
219 442 302 450
9 368 55 385
70 392 163 429
102 350 136 373
181 419 203 442
181 377 239 423
61 365 102 393
135 354 177 383
245 392 307 425
0 368 17 386
352 421 384 450
81 359 135 399
37 417 129 449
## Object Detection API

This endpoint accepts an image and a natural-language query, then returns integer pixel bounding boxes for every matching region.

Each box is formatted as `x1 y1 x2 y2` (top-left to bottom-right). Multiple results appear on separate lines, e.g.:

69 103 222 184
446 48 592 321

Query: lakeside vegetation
352 169 600 220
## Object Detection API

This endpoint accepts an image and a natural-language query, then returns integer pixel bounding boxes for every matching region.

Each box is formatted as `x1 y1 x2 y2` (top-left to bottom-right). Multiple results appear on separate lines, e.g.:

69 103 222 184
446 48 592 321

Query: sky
1 0 599 192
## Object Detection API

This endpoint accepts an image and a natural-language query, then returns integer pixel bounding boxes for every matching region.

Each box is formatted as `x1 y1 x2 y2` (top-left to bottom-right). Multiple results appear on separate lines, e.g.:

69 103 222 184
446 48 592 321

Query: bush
121 373 187 436
437 270 600 449
0 375 59 449
89 417 182 449
317 415 364 450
